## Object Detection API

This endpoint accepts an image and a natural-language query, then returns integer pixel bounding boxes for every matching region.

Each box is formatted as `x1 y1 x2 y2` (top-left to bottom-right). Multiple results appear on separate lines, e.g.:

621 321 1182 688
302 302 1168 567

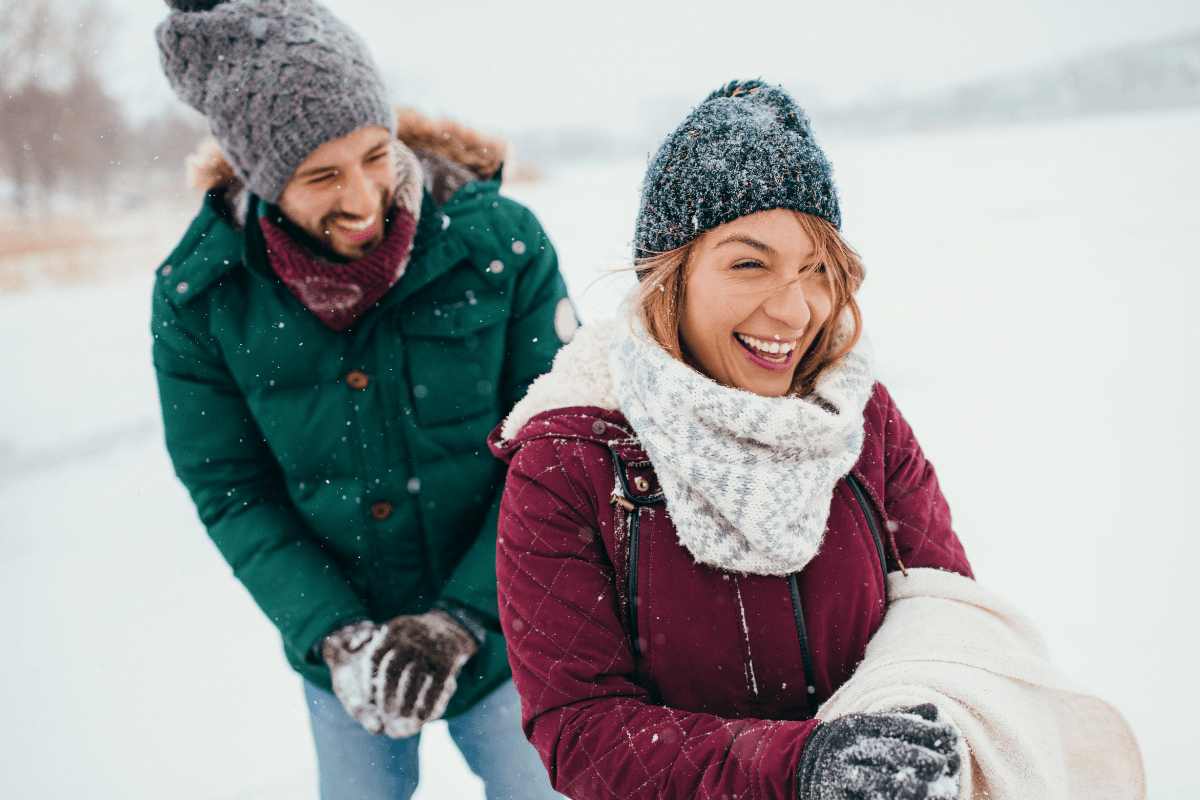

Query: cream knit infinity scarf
609 314 875 576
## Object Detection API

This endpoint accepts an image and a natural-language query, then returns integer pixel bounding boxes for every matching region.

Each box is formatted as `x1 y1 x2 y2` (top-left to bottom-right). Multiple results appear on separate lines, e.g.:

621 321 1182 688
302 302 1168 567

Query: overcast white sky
107 0 1200 135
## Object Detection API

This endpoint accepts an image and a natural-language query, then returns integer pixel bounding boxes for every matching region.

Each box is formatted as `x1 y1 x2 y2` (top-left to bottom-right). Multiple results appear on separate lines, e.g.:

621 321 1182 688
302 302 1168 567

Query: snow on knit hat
633 79 840 262
156 0 396 204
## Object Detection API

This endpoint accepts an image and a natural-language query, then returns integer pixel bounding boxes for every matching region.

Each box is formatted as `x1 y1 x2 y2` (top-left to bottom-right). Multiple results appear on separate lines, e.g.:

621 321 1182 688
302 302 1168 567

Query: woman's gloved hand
798 704 962 800
321 610 481 738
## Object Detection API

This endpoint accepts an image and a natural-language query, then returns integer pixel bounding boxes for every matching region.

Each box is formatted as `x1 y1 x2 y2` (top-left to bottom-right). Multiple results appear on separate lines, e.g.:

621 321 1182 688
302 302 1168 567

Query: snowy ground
2 107 1197 798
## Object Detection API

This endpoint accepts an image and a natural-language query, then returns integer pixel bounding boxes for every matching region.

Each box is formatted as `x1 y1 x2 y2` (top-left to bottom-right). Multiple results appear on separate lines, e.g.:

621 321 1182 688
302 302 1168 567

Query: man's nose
337 167 375 217
761 277 812 332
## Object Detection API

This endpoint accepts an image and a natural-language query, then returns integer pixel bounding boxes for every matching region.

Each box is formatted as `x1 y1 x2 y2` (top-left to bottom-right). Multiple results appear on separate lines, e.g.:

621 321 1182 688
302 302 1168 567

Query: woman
488 81 1142 800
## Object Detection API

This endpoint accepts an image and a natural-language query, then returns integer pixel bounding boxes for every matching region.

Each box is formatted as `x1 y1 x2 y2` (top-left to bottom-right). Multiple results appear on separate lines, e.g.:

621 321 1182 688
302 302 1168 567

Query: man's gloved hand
798 704 962 800
321 610 481 738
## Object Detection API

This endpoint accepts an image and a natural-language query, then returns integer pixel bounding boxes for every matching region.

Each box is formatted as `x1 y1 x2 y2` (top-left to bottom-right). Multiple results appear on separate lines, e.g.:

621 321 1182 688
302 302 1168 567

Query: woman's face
678 209 833 397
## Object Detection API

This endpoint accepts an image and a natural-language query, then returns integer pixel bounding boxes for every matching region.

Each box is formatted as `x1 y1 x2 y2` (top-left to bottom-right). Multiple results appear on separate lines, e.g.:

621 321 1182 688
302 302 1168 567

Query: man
151 1 573 797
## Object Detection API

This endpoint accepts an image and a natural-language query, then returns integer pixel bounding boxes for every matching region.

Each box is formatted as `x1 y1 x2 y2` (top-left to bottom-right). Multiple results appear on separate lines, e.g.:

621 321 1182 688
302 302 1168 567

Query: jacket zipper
627 507 642 657
609 445 663 660
609 494 644 658
787 573 818 718
617 470 890 694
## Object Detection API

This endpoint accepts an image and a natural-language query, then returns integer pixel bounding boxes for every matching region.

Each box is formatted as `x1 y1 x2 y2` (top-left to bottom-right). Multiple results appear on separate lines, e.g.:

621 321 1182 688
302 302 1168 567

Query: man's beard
315 184 395 261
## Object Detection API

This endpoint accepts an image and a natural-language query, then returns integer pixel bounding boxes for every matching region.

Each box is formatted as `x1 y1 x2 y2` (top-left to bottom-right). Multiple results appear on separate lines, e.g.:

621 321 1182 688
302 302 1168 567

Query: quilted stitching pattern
871 385 973 576
491 383 972 799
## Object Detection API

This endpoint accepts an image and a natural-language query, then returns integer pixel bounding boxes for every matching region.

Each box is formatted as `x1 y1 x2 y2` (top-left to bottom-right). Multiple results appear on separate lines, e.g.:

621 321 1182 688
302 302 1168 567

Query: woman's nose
761 278 812 332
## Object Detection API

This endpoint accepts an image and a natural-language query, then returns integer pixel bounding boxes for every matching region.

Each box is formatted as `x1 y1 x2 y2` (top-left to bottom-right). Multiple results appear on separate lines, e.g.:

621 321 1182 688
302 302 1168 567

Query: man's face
278 126 395 259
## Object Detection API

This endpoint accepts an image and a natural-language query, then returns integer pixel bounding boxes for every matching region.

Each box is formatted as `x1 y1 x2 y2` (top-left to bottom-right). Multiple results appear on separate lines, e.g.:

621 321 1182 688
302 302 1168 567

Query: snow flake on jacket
153 110 574 714
488 322 972 800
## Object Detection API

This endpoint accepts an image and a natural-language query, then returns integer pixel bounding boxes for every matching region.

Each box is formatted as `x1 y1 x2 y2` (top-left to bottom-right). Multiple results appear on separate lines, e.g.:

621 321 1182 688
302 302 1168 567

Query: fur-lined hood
186 106 508 196
496 320 621 444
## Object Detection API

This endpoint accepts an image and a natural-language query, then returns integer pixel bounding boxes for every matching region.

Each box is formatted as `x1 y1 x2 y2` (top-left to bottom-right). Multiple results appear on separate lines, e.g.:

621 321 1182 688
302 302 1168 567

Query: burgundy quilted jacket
488 382 972 800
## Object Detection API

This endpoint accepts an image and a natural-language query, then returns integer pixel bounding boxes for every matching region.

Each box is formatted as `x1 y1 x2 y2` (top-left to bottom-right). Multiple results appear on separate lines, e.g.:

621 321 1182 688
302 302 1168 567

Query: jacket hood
187 106 508 196
496 319 620 428
488 319 651 466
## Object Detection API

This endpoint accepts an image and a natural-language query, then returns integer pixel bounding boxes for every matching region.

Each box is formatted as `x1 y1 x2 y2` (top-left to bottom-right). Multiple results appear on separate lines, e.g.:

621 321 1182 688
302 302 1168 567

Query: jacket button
346 370 370 390
634 476 650 493
591 420 606 435
370 501 393 521
489 260 504 274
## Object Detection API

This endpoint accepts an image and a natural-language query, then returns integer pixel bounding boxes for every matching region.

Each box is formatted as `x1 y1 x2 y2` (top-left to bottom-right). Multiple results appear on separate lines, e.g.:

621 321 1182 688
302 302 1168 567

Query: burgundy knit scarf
259 206 418 331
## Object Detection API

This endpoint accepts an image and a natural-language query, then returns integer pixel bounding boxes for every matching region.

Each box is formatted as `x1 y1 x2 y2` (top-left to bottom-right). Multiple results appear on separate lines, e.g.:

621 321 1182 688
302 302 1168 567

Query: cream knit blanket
819 569 1146 800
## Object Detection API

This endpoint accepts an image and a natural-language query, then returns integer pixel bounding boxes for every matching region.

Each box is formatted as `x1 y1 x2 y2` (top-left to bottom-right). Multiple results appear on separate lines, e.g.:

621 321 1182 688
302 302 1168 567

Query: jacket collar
486 406 663 506
487 319 659 472
159 190 245 307
168 170 496 322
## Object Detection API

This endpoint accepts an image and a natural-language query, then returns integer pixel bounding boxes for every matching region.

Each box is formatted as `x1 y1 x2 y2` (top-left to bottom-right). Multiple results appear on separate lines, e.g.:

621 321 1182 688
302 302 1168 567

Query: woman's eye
731 260 763 271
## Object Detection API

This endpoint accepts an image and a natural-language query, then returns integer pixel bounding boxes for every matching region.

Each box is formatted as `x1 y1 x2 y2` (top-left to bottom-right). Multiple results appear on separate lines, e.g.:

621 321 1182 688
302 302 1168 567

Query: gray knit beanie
156 0 396 203
634 80 840 262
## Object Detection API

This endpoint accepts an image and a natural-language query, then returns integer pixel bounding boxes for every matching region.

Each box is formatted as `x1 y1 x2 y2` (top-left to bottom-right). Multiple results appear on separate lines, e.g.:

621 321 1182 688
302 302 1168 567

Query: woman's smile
734 332 798 370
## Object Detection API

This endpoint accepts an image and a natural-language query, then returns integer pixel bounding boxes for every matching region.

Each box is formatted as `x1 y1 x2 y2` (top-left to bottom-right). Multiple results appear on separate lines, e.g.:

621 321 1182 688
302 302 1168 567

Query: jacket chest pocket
399 295 509 427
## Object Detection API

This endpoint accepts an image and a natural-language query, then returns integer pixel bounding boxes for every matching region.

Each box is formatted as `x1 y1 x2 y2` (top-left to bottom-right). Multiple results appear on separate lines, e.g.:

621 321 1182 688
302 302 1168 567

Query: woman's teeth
736 332 797 359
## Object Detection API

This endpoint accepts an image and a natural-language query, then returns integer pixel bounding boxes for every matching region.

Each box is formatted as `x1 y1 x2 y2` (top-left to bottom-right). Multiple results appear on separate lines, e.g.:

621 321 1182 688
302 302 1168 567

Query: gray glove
322 610 480 738
798 704 962 800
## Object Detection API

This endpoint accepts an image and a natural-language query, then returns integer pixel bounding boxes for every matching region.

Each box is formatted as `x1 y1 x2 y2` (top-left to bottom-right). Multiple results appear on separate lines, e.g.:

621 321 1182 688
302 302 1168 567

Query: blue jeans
305 679 562 800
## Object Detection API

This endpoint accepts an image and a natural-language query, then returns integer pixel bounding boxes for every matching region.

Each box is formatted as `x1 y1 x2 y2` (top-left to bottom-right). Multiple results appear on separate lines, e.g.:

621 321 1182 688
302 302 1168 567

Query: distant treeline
3 1 1197 207
509 30 1200 164
820 31 1200 136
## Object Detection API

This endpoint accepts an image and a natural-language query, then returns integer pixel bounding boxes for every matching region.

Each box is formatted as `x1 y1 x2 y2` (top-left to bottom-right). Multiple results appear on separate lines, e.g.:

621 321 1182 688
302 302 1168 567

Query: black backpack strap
845 472 889 611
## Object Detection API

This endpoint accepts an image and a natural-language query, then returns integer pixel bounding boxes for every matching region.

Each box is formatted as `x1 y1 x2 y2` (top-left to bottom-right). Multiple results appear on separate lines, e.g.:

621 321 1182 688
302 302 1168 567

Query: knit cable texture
156 0 395 203
634 79 840 260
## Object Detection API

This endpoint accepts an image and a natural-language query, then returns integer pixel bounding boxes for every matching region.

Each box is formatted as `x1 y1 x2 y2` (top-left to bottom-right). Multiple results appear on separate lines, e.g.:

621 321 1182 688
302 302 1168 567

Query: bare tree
0 84 63 209
0 0 123 211
0 0 65 93
128 106 209 175
60 1 123 197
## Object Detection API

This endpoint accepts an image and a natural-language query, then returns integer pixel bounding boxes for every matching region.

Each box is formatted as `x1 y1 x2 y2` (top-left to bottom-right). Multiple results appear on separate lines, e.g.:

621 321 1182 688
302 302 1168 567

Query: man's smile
331 214 379 243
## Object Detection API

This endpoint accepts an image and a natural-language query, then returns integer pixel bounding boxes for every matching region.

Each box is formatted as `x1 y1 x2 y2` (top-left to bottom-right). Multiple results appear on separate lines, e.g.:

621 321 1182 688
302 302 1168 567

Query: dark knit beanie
156 0 396 203
633 80 840 261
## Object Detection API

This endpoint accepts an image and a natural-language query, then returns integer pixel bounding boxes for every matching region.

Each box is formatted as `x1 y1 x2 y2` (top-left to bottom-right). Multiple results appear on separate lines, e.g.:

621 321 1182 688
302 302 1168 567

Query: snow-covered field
2 107 1197 798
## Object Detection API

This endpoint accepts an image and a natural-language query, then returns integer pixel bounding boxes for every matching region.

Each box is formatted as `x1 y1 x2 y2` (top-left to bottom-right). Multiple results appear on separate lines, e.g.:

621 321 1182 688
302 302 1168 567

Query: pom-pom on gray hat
634 79 840 261
156 0 396 204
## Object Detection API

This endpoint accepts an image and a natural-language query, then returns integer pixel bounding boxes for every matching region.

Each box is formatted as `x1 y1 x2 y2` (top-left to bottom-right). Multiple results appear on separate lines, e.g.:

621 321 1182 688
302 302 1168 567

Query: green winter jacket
152 169 571 717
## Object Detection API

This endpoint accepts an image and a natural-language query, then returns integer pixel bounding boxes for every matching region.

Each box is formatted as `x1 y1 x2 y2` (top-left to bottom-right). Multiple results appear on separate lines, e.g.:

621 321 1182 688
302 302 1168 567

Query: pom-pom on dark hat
634 80 840 262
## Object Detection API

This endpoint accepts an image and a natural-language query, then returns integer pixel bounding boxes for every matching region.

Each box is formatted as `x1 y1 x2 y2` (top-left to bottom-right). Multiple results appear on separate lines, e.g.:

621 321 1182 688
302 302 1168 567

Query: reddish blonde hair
631 211 865 397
